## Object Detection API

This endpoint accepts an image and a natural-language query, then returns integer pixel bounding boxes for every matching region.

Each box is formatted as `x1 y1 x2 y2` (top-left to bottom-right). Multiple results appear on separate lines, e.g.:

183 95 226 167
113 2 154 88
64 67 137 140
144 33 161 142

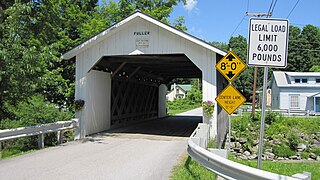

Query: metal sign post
247 18 289 169
257 66 268 169
228 114 231 154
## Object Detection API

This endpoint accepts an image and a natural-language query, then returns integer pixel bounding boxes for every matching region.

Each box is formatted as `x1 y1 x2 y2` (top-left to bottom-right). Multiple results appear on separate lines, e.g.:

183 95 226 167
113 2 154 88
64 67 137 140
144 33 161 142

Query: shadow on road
103 115 202 138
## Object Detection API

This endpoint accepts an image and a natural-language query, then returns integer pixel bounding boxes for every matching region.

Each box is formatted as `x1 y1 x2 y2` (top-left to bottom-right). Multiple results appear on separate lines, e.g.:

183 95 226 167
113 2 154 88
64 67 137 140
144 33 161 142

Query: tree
0 0 187 120
286 25 320 72
210 41 228 52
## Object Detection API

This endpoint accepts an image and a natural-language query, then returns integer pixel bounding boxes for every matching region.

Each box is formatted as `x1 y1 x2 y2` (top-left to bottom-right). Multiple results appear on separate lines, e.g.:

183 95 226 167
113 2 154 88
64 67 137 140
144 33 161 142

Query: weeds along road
0 108 202 180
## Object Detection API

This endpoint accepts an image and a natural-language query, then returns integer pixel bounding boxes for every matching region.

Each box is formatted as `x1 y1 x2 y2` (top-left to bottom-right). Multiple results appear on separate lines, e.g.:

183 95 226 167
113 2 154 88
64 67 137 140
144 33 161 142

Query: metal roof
272 71 320 87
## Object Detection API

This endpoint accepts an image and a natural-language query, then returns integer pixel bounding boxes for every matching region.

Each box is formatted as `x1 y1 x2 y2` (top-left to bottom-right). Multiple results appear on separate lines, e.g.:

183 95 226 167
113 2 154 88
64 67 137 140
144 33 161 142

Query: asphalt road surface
0 108 202 180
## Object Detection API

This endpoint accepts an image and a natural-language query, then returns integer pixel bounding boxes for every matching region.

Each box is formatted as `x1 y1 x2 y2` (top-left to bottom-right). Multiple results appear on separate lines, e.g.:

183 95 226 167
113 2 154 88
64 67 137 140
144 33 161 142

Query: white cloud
188 26 204 39
184 0 198 12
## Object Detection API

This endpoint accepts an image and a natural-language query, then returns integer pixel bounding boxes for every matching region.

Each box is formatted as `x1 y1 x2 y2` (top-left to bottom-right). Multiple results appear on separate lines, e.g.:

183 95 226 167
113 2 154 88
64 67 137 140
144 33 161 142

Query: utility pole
245 13 271 119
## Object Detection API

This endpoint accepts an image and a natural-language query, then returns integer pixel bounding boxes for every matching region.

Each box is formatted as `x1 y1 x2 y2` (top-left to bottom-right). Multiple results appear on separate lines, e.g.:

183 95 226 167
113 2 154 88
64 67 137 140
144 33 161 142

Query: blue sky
169 0 320 43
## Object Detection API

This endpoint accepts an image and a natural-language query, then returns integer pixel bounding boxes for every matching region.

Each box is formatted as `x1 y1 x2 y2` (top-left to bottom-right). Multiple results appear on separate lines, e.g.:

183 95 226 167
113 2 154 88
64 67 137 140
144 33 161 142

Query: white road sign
248 18 289 68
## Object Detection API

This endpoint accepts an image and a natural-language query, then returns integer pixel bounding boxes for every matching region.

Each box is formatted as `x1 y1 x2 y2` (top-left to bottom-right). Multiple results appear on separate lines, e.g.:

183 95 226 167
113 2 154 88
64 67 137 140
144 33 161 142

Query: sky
169 0 320 43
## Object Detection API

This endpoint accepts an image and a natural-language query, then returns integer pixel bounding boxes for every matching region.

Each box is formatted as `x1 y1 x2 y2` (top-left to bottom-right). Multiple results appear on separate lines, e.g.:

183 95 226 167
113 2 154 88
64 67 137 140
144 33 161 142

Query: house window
176 88 179 94
302 78 308 83
294 78 300 83
316 79 320 83
290 95 299 108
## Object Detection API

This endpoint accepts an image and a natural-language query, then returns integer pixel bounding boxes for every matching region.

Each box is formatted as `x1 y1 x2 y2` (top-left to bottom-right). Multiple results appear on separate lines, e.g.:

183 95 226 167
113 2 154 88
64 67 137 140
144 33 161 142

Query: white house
270 71 320 113
166 83 191 101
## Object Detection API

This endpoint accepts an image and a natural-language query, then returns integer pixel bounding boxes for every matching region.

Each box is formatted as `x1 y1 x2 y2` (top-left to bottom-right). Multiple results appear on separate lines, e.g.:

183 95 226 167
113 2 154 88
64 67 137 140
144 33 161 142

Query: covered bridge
62 11 228 146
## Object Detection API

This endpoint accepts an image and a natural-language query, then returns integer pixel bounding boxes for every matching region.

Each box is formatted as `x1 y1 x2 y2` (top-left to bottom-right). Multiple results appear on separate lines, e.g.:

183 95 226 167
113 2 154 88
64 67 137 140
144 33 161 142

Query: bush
311 148 320 156
265 111 281 125
300 152 310 159
287 132 302 151
0 94 74 158
273 144 296 157
1 94 73 128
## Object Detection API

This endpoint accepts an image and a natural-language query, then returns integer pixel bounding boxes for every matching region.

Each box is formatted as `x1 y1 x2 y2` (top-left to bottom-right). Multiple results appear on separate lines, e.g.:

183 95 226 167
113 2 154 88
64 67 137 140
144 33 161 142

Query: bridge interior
92 54 202 130
107 115 202 138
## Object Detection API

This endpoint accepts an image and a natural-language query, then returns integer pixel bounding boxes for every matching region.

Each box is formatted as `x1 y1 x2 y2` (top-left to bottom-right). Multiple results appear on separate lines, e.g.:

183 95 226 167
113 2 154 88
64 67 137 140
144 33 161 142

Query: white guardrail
187 123 311 180
0 119 78 150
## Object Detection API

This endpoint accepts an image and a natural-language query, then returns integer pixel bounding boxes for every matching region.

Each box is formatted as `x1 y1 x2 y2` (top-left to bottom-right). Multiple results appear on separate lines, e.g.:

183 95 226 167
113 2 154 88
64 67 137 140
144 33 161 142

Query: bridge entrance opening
93 54 202 131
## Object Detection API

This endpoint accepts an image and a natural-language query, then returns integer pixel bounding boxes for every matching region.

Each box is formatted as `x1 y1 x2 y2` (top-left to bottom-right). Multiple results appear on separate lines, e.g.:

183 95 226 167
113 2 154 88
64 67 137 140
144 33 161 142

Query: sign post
216 52 246 154
247 18 289 169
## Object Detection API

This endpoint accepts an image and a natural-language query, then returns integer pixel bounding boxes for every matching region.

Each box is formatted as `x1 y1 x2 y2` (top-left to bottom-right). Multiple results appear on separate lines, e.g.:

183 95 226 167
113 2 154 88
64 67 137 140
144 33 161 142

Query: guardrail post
57 130 63 145
0 142 2 159
38 134 44 149
73 119 80 140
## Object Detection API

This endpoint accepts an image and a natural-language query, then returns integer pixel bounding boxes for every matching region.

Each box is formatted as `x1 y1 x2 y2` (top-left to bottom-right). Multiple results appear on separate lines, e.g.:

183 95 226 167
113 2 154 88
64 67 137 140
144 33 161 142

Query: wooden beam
112 62 127 78
128 66 141 80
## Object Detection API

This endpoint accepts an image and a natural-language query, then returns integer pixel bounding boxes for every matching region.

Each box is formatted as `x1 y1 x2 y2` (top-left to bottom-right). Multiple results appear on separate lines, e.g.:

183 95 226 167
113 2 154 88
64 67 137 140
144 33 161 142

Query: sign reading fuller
248 18 289 68
216 51 246 82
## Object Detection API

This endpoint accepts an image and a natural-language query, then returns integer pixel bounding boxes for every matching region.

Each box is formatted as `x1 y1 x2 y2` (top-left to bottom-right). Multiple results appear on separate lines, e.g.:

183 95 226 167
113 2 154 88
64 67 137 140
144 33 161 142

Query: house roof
307 92 320 97
61 11 226 60
178 84 192 92
272 71 320 88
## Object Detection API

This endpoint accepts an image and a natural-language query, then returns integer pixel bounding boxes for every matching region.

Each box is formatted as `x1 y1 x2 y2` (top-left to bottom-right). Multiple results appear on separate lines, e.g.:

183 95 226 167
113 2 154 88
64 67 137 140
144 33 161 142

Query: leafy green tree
286 25 320 72
1 94 73 129
210 41 228 52
310 65 320 72
173 16 187 31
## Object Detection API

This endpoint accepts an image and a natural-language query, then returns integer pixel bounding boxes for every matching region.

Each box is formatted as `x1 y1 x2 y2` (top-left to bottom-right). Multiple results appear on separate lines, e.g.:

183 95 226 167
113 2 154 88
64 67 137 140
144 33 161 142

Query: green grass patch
1 149 37 160
171 154 216 180
167 98 200 116
229 156 320 179
167 106 200 116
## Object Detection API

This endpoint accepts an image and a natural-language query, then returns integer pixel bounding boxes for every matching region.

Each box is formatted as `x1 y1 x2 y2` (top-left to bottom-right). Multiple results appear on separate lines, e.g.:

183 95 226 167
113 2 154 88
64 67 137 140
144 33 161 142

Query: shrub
265 111 281 125
1 94 73 128
287 132 302 151
273 144 296 157
300 152 310 159
0 94 74 158
311 148 320 156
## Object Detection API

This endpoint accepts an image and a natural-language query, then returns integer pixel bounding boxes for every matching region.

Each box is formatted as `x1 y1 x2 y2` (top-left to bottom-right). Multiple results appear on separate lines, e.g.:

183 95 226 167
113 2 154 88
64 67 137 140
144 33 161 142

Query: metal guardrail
0 119 78 151
187 123 311 180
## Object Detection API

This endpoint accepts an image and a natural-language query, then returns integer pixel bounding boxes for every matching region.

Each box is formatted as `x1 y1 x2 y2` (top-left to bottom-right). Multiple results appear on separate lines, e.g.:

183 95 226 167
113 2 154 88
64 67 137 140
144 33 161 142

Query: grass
168 106 200 116
1 149 37 160
171 154 216 180
171 154 319 180
229 156 320 179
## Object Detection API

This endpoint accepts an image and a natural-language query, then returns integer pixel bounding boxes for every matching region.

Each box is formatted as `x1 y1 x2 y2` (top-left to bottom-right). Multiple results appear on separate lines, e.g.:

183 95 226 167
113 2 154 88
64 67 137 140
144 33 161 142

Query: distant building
166 83 192 101
270 71 320 113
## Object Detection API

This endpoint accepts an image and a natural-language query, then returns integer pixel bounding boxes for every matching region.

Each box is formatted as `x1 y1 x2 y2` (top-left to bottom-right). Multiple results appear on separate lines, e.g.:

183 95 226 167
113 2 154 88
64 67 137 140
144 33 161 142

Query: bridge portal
62 11 228 147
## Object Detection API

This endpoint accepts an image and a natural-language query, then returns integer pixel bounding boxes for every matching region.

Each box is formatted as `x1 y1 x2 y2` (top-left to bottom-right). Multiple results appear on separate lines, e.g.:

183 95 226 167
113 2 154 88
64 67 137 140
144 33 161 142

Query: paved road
0 108 202 180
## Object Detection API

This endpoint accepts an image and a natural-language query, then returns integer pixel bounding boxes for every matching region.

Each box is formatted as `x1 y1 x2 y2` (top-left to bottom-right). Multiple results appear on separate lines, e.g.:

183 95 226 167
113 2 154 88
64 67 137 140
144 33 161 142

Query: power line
246 0 250 13
230 15 246 37
270 0 278 15
290 23 320 28
287 0 300 18
267 0 275 17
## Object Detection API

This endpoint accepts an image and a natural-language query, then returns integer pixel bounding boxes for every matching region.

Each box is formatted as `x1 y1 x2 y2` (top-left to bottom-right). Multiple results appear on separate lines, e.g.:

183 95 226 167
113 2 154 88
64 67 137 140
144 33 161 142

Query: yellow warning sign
216 51 246 82
215 84 246 115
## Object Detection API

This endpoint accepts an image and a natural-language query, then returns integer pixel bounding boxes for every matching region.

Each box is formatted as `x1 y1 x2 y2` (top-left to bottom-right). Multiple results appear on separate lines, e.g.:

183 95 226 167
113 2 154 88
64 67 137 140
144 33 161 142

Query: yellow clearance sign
215 84 246 115
216 51 246 82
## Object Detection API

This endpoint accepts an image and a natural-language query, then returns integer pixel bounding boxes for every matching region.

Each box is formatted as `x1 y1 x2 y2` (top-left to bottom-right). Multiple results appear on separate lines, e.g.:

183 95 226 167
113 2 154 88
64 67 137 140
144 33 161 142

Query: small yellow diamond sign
216 51 246 82
215 84 246 115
